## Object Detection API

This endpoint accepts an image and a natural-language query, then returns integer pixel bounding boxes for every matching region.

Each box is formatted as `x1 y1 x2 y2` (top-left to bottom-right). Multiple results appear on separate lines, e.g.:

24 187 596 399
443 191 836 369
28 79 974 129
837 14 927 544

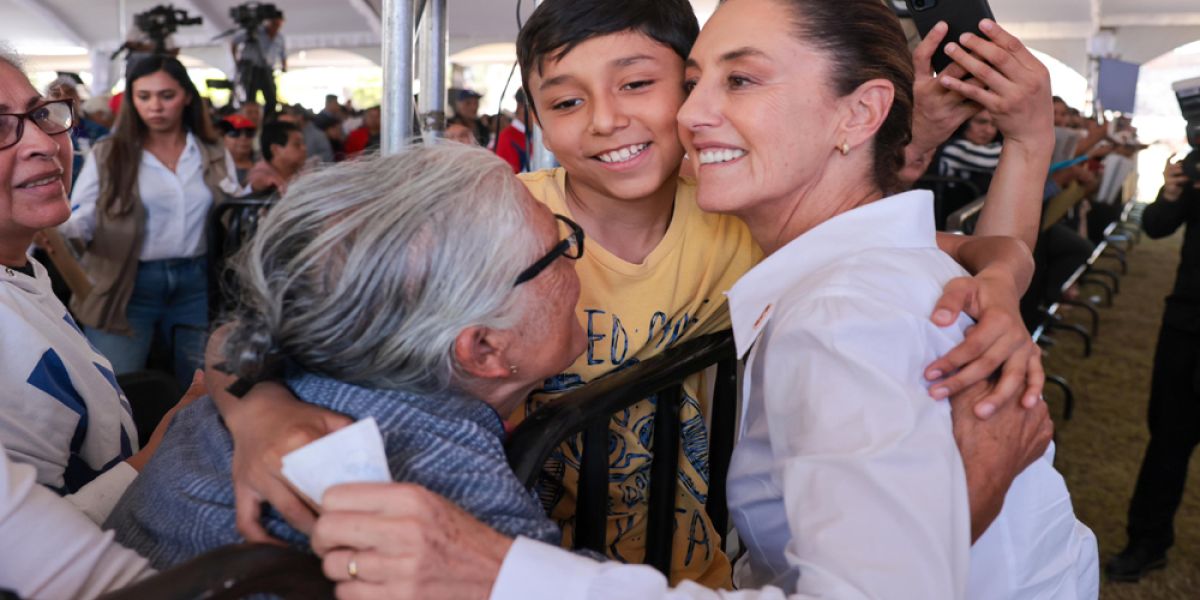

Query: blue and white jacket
0 257 138 524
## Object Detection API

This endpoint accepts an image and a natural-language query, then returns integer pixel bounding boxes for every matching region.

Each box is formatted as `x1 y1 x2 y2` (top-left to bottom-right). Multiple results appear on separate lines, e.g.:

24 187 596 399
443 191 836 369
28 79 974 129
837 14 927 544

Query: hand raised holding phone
937 19 1054 151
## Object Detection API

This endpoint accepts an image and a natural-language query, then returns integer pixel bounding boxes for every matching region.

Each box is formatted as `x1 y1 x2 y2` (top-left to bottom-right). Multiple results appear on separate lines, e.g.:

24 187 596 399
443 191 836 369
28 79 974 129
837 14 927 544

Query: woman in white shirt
0 46 202 532
63 56 241 388
671 0 1096 597
301 2 1098 600
0 439 153 599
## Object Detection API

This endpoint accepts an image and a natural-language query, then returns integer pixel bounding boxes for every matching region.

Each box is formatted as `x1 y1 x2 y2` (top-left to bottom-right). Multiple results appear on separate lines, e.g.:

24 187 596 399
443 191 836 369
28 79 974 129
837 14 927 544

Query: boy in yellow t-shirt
513 0 1040 589
518 168 754 587
512 0 754 587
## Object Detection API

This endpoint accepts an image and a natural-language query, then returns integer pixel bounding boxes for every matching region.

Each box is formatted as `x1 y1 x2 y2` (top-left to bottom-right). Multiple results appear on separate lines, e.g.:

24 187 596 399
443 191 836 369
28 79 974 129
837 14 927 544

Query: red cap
222 115 256 130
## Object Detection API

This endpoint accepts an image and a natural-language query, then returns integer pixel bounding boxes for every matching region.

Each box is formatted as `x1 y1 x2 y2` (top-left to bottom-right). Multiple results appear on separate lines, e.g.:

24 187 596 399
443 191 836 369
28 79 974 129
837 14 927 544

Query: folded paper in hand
280 417 391 507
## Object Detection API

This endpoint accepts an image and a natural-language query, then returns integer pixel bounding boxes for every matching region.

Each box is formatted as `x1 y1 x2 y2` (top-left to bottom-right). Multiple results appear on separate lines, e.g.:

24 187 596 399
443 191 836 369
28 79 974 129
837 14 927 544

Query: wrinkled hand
223 382 352 542
909 21 982 157
311 483 514 600
126 369 207 471
951 378 1053 541
940 20 1053 149
926 271 1043 418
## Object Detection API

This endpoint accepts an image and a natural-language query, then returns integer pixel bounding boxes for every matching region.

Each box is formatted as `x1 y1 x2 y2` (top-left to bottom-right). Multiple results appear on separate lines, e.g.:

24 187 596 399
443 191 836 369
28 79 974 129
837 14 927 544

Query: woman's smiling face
0 62 72 243
677 0 844 220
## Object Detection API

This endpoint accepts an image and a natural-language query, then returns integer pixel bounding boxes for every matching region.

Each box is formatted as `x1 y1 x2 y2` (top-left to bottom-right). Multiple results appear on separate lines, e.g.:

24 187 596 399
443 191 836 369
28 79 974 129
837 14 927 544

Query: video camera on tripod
1174 76 1200 180
210 2 285 109
112 4 202 60
229 2 284 31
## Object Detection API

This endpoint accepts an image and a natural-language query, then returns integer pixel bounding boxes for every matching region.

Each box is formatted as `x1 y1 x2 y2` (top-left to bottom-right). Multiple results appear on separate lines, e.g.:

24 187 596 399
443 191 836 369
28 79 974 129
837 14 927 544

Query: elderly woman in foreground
105 144 586 568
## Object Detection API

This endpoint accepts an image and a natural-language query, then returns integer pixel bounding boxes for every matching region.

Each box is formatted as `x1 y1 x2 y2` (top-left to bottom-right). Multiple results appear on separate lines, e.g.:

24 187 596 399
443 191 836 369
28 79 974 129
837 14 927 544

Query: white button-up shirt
62 132 242 261
490 191 1097 600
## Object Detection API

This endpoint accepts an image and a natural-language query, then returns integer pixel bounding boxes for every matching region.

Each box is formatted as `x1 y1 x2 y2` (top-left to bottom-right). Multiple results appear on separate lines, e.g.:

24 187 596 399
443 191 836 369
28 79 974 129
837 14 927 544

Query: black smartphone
905 0 996 74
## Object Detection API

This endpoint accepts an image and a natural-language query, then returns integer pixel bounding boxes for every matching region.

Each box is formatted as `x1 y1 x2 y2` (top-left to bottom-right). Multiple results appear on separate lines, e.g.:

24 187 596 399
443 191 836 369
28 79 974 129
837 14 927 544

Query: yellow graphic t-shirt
514 168 760 588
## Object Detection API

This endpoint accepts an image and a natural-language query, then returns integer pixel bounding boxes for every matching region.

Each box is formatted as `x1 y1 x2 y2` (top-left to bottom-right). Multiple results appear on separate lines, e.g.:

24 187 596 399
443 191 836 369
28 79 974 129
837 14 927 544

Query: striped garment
105 372 560 569
937 138 1003 182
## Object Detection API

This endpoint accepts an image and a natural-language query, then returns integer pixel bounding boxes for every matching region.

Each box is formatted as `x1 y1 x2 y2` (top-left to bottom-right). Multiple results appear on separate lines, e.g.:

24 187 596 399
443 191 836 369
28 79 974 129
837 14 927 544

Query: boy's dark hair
516 0 699 111
261 120 301 162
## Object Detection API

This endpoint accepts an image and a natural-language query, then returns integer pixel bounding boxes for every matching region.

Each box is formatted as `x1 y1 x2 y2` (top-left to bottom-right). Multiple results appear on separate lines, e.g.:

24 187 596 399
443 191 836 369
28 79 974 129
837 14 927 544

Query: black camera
1174 76 1200 180
133 5 202 53
229 2 284 30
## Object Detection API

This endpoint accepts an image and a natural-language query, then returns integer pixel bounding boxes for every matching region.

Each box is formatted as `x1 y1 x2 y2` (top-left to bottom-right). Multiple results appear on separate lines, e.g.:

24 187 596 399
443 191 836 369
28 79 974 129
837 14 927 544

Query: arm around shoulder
751 299 970 598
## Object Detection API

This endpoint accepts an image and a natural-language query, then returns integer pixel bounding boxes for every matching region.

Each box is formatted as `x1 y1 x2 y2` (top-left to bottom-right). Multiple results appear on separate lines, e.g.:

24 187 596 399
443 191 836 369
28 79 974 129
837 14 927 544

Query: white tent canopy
5 0 1199 79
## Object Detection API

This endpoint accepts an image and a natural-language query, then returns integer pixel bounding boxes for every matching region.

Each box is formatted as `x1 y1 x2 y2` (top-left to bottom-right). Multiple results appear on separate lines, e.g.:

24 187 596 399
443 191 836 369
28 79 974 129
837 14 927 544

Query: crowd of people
1 0 1196 598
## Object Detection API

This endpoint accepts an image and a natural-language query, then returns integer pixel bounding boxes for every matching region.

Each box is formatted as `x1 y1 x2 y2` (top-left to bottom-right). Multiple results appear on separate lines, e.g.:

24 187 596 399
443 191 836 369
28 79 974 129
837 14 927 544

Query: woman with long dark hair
61 56 242 387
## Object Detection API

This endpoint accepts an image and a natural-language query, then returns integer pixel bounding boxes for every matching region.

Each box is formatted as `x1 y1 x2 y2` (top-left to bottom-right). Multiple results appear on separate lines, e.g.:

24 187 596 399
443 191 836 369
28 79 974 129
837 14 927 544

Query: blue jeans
86 256 208 389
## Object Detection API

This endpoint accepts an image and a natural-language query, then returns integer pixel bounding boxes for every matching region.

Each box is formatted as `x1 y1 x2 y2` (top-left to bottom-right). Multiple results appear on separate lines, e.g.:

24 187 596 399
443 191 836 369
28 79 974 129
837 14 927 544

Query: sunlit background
9 0 1199 200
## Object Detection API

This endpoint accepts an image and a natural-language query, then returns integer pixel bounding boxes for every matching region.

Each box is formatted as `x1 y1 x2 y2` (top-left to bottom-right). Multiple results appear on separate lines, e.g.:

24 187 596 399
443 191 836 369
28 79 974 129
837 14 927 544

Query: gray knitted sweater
105 372 560 569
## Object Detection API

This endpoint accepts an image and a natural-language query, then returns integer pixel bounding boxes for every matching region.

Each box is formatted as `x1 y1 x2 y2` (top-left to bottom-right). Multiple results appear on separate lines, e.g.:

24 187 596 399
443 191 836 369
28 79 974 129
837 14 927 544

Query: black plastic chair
117 370 181 447
506 331 738 576
97 544 332 600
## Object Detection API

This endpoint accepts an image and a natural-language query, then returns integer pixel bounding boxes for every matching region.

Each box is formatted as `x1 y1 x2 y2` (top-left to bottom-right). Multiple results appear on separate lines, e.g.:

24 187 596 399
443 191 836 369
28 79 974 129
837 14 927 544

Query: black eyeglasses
224 128 257 138
0 99 74 151
514 214 584 286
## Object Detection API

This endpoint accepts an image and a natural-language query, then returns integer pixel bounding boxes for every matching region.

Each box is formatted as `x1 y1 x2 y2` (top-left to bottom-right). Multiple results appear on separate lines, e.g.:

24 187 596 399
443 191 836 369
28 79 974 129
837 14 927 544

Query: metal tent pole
418 0 448 142
382 0 415 154
529 0 556 170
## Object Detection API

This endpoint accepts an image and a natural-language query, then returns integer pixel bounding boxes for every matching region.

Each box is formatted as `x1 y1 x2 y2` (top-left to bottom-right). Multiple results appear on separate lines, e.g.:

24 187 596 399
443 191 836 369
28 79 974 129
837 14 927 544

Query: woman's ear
453 326 516 381
840 79 895 151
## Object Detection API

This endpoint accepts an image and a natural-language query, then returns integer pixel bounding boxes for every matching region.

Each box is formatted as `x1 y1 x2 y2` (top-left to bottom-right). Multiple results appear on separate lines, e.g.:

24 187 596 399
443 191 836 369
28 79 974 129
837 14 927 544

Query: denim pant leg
84 262 168 375
161 257 209 388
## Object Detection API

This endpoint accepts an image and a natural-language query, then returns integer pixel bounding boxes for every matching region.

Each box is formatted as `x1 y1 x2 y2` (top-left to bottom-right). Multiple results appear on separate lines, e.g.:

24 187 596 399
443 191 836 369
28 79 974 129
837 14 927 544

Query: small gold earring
838 142 850 156
509 365 519 375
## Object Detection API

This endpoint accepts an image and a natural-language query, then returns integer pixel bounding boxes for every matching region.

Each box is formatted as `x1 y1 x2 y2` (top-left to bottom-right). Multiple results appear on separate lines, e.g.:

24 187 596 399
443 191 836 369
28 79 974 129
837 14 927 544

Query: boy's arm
930 233 1041 417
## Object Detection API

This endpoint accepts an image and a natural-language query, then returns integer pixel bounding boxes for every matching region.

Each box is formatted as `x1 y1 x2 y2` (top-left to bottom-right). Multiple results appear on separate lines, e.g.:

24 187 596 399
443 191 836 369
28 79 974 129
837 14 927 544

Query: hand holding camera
1162 158 1199 202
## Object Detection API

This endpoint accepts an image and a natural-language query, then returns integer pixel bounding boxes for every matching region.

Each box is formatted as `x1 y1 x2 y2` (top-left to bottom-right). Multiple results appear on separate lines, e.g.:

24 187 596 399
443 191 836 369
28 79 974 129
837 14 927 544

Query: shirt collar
726 189 938 358
512 119 526 134
141 131 199 168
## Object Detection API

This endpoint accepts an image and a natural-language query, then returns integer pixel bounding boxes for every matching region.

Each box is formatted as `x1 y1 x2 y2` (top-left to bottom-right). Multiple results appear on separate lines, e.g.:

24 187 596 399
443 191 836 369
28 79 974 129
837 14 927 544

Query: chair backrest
945 196 986 234
506 330 738 576
97 544 332 600
117 370 181 447
207 194 277 321
914 173 983 232
1041 182 1088 232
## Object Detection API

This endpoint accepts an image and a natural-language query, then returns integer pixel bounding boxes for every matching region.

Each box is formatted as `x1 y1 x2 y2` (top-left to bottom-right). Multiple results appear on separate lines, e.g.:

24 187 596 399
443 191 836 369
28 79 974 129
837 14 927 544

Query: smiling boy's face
527 31 687 202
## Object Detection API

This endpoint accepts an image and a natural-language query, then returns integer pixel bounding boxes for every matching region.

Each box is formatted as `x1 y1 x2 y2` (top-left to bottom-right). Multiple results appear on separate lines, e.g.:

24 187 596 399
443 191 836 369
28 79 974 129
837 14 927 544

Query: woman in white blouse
673 0 1097 597
62 56 241 388
299 2 1099 600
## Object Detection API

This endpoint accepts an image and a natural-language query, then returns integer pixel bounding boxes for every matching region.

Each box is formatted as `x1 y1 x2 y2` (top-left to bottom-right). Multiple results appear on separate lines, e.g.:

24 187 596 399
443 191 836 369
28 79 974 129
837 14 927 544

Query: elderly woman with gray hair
104 143 588 568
